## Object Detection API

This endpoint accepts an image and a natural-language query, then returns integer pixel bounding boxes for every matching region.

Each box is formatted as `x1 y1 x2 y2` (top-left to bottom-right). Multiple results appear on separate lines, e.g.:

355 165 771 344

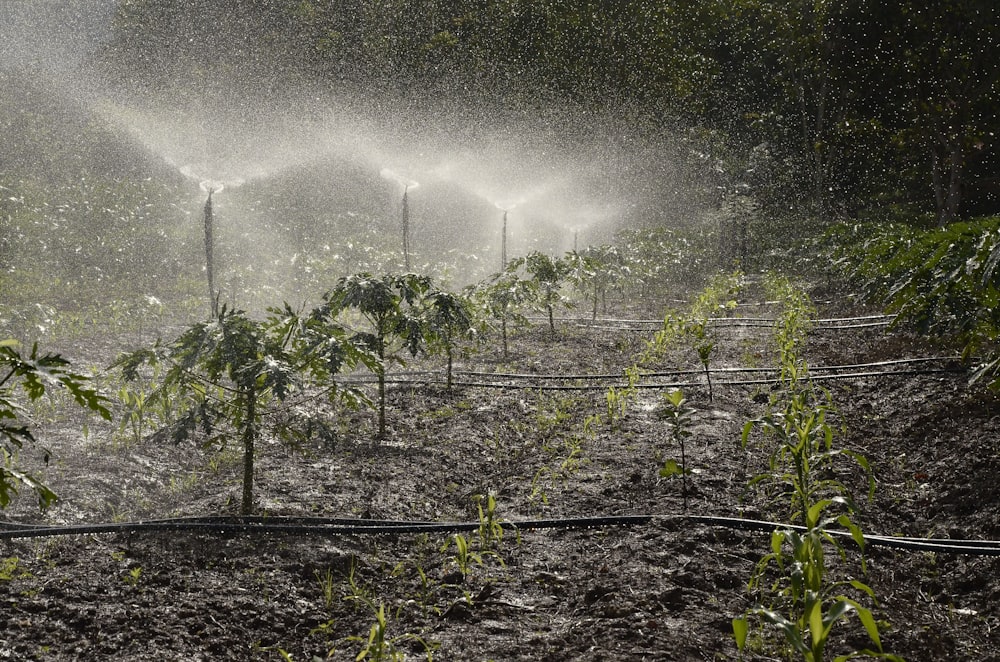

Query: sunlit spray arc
178 164 247 195
380 168 420 271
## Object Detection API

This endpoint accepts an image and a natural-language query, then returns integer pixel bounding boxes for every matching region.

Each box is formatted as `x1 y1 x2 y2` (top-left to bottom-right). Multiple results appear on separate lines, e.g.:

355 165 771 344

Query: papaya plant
472 270 535 359
0 339 111 509
320 273 432 436
508 251 574 335
115 306 363 514
659 389 695 511
824 217 1000 389
565 245 628 320
420 289 477 389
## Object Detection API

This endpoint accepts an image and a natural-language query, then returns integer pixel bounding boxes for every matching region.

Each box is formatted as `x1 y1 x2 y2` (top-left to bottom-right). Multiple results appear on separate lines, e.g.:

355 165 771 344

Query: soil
1 280 999 661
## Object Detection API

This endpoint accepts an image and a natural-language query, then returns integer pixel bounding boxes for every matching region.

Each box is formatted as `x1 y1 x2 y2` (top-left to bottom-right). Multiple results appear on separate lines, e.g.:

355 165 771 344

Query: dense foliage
0 340 110 509
824 216 1000 388
96 0 999 225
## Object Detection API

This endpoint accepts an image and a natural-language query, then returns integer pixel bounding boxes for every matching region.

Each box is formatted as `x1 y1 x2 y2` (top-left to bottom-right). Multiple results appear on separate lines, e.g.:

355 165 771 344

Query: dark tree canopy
93 0 1000 223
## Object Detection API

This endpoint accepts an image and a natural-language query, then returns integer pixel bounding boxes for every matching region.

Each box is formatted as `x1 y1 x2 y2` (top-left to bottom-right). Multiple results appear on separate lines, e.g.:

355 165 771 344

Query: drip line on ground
2 514 998 556
341 362 965 391
336 357 962 388
525 314 895 325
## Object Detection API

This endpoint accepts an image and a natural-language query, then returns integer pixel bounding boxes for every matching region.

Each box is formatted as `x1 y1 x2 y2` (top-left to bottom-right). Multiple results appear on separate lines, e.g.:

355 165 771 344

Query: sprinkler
178 164 246 318
203 189 218 318
494 201 517 270
380 169 420 271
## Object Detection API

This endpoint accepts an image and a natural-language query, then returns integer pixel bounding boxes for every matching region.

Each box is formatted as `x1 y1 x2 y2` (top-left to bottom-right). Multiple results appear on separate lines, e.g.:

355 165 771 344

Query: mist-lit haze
1 1 711 304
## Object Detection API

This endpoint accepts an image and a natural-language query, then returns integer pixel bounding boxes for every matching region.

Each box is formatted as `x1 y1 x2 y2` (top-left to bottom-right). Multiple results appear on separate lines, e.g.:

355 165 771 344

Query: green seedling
734 500 903 662
122 566 142 587
690 322 716 402
315 567 336 610
659 389 695 510
474 493 504 552
0 556 29 582
349 601 437 662
442 533 483 579
742 390 874 522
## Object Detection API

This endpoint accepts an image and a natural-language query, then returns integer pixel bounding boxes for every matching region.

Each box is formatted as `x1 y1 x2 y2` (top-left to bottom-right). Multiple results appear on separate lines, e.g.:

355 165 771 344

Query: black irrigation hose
450 357 958 381
0 515 653 540
3 513 999 556
587 319 896 331
372 365 966 392
680 515 1000 557
340 357 961 388
529 314 897 333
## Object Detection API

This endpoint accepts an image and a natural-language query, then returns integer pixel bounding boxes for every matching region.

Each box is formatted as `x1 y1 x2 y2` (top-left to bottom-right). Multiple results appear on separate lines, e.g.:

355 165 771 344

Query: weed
315 567 336 610
0 556 30 582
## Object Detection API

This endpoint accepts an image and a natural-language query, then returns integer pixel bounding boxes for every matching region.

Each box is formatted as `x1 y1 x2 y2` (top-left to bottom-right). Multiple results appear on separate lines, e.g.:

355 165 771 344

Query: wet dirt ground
1 282 998 661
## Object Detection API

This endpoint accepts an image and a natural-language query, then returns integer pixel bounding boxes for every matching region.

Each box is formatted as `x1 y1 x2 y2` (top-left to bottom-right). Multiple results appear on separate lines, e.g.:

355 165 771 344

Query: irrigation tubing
2 514 999 556
350 359 965 392
338 357 961 388
527 314 896 325
584 319 896 331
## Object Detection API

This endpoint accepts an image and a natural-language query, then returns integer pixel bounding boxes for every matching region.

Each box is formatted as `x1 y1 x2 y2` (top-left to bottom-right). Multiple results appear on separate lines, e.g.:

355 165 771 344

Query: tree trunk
501 315 509 359
241 387 256 515
932 141 965 226
377 338 386 437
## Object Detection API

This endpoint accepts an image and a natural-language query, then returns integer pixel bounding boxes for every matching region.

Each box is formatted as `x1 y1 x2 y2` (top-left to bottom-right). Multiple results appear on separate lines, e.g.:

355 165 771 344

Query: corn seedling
605 364 641 430
0 556 29 582
742 389 874 522
349 601 437 662
343 560 375 612
441 533 483 579
764 273 815 390
734 499 903 662
474 493 505 552
528 467 551 509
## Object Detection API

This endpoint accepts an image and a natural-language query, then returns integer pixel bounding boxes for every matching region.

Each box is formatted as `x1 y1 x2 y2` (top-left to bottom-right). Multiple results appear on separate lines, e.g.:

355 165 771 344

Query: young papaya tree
116 306 362 515
472 270 535 360
566 245 628 320
319 273 432 436
0 340 111 509
421 289 477 389
509 251 574 335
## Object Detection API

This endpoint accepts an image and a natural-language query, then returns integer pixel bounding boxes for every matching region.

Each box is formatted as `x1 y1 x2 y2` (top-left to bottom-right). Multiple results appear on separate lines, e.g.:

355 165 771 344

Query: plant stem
241 386 256 515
